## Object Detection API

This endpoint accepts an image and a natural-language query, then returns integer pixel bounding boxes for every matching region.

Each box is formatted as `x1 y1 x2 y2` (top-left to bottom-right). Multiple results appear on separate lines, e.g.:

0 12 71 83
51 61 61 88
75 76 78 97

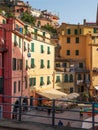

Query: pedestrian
58 120 63 126
48 108 51 116
66 121 71 127
80 107 83 119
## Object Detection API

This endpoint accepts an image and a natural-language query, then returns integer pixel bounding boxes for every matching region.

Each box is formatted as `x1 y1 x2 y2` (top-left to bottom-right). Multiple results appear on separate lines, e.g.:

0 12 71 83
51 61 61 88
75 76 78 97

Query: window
47 76 51 85
63 62 67 67
0 78 3 94
66 50 70 55
13 58 16 70
67 29 71 34
20 59 22 70
64 74 68 82
37 21 41 27
40 45 44 53
47 60 50 68
78 74 82 80
74 29 78 35
24 42 27 51
69 74 73 82
14 81 16 93
56 76 60 83
75 50 79 55
40 77 44 86
29 78 36 86
26 60 28 70
76 37 79 43
19 38 21 48
14 35 18 46
43 32 45 36
34 29 37 34
56 63 60 67
79 63 83 68
31 58 35 68
47 47 50 54
67 37 70 43
40 59 44 68
18 81 20 92
31 43 34 52
94 28 96 33
25 76 28 88
32 78 36 86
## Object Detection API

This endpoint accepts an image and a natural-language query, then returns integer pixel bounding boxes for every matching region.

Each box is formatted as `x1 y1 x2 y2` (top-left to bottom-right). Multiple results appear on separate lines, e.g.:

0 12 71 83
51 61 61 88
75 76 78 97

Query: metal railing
0 95 98 130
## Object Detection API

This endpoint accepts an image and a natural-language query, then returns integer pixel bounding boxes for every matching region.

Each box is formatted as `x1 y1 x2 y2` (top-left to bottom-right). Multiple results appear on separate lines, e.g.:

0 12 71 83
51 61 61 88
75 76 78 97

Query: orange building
56 22 98 97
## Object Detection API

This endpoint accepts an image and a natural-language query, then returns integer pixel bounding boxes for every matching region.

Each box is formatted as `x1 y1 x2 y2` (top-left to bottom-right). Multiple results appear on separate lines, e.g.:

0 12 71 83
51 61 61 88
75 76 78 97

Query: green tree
41 24 57 34
21 12 36 25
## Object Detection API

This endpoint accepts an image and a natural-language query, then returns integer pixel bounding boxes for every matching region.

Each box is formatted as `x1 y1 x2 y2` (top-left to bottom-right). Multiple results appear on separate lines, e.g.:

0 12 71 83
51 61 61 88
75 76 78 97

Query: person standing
48 108 51 116
58 120 63 126
80 107 83 119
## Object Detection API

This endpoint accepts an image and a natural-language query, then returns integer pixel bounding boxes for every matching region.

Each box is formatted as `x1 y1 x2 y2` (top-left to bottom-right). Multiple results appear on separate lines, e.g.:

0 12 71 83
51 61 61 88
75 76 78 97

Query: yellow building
57 23 98 97
26 26 56 104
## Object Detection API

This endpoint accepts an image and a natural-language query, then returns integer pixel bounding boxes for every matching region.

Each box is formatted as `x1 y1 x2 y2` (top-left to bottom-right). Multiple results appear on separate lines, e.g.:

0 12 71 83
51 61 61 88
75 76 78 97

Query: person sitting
66 121 71 127
58 120 63 126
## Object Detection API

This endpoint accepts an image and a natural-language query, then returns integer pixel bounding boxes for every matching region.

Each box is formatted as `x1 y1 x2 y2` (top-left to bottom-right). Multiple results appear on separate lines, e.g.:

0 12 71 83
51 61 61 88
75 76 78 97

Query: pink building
0 15 32 119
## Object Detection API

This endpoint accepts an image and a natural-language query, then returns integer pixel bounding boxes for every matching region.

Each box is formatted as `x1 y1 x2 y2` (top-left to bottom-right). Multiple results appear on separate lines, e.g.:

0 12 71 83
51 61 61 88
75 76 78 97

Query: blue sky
23 0 98 24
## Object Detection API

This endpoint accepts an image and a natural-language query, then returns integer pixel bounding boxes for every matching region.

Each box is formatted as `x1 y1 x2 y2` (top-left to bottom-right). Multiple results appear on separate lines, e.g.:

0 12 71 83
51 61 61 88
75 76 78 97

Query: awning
95 86 98 90
36 89 67 99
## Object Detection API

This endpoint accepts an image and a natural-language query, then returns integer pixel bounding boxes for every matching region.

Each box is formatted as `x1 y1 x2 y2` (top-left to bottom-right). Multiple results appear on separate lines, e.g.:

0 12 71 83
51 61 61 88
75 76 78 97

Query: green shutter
29 78 32 86
74 29 78 35
31 58 35 68
34 29 37 34
47 76 50 84
56 76 60 83
64 74 68 82
43 32 45 36
67 29 71 34
69 74 73 82
31 43 34 52
40 77 44 86
47 47 50 54
47 60 50 68
40 59 44 68
41 45 44 53
33 78 36 86
78 74 81 80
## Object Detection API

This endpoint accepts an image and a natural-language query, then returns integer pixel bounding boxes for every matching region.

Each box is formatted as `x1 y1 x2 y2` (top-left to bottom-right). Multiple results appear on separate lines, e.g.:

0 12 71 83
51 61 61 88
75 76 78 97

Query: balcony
75 68 89 73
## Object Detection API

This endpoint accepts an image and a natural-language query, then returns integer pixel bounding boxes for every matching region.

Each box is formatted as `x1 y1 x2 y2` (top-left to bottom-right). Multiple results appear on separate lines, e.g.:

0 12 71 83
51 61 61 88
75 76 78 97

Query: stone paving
21 106 90 129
